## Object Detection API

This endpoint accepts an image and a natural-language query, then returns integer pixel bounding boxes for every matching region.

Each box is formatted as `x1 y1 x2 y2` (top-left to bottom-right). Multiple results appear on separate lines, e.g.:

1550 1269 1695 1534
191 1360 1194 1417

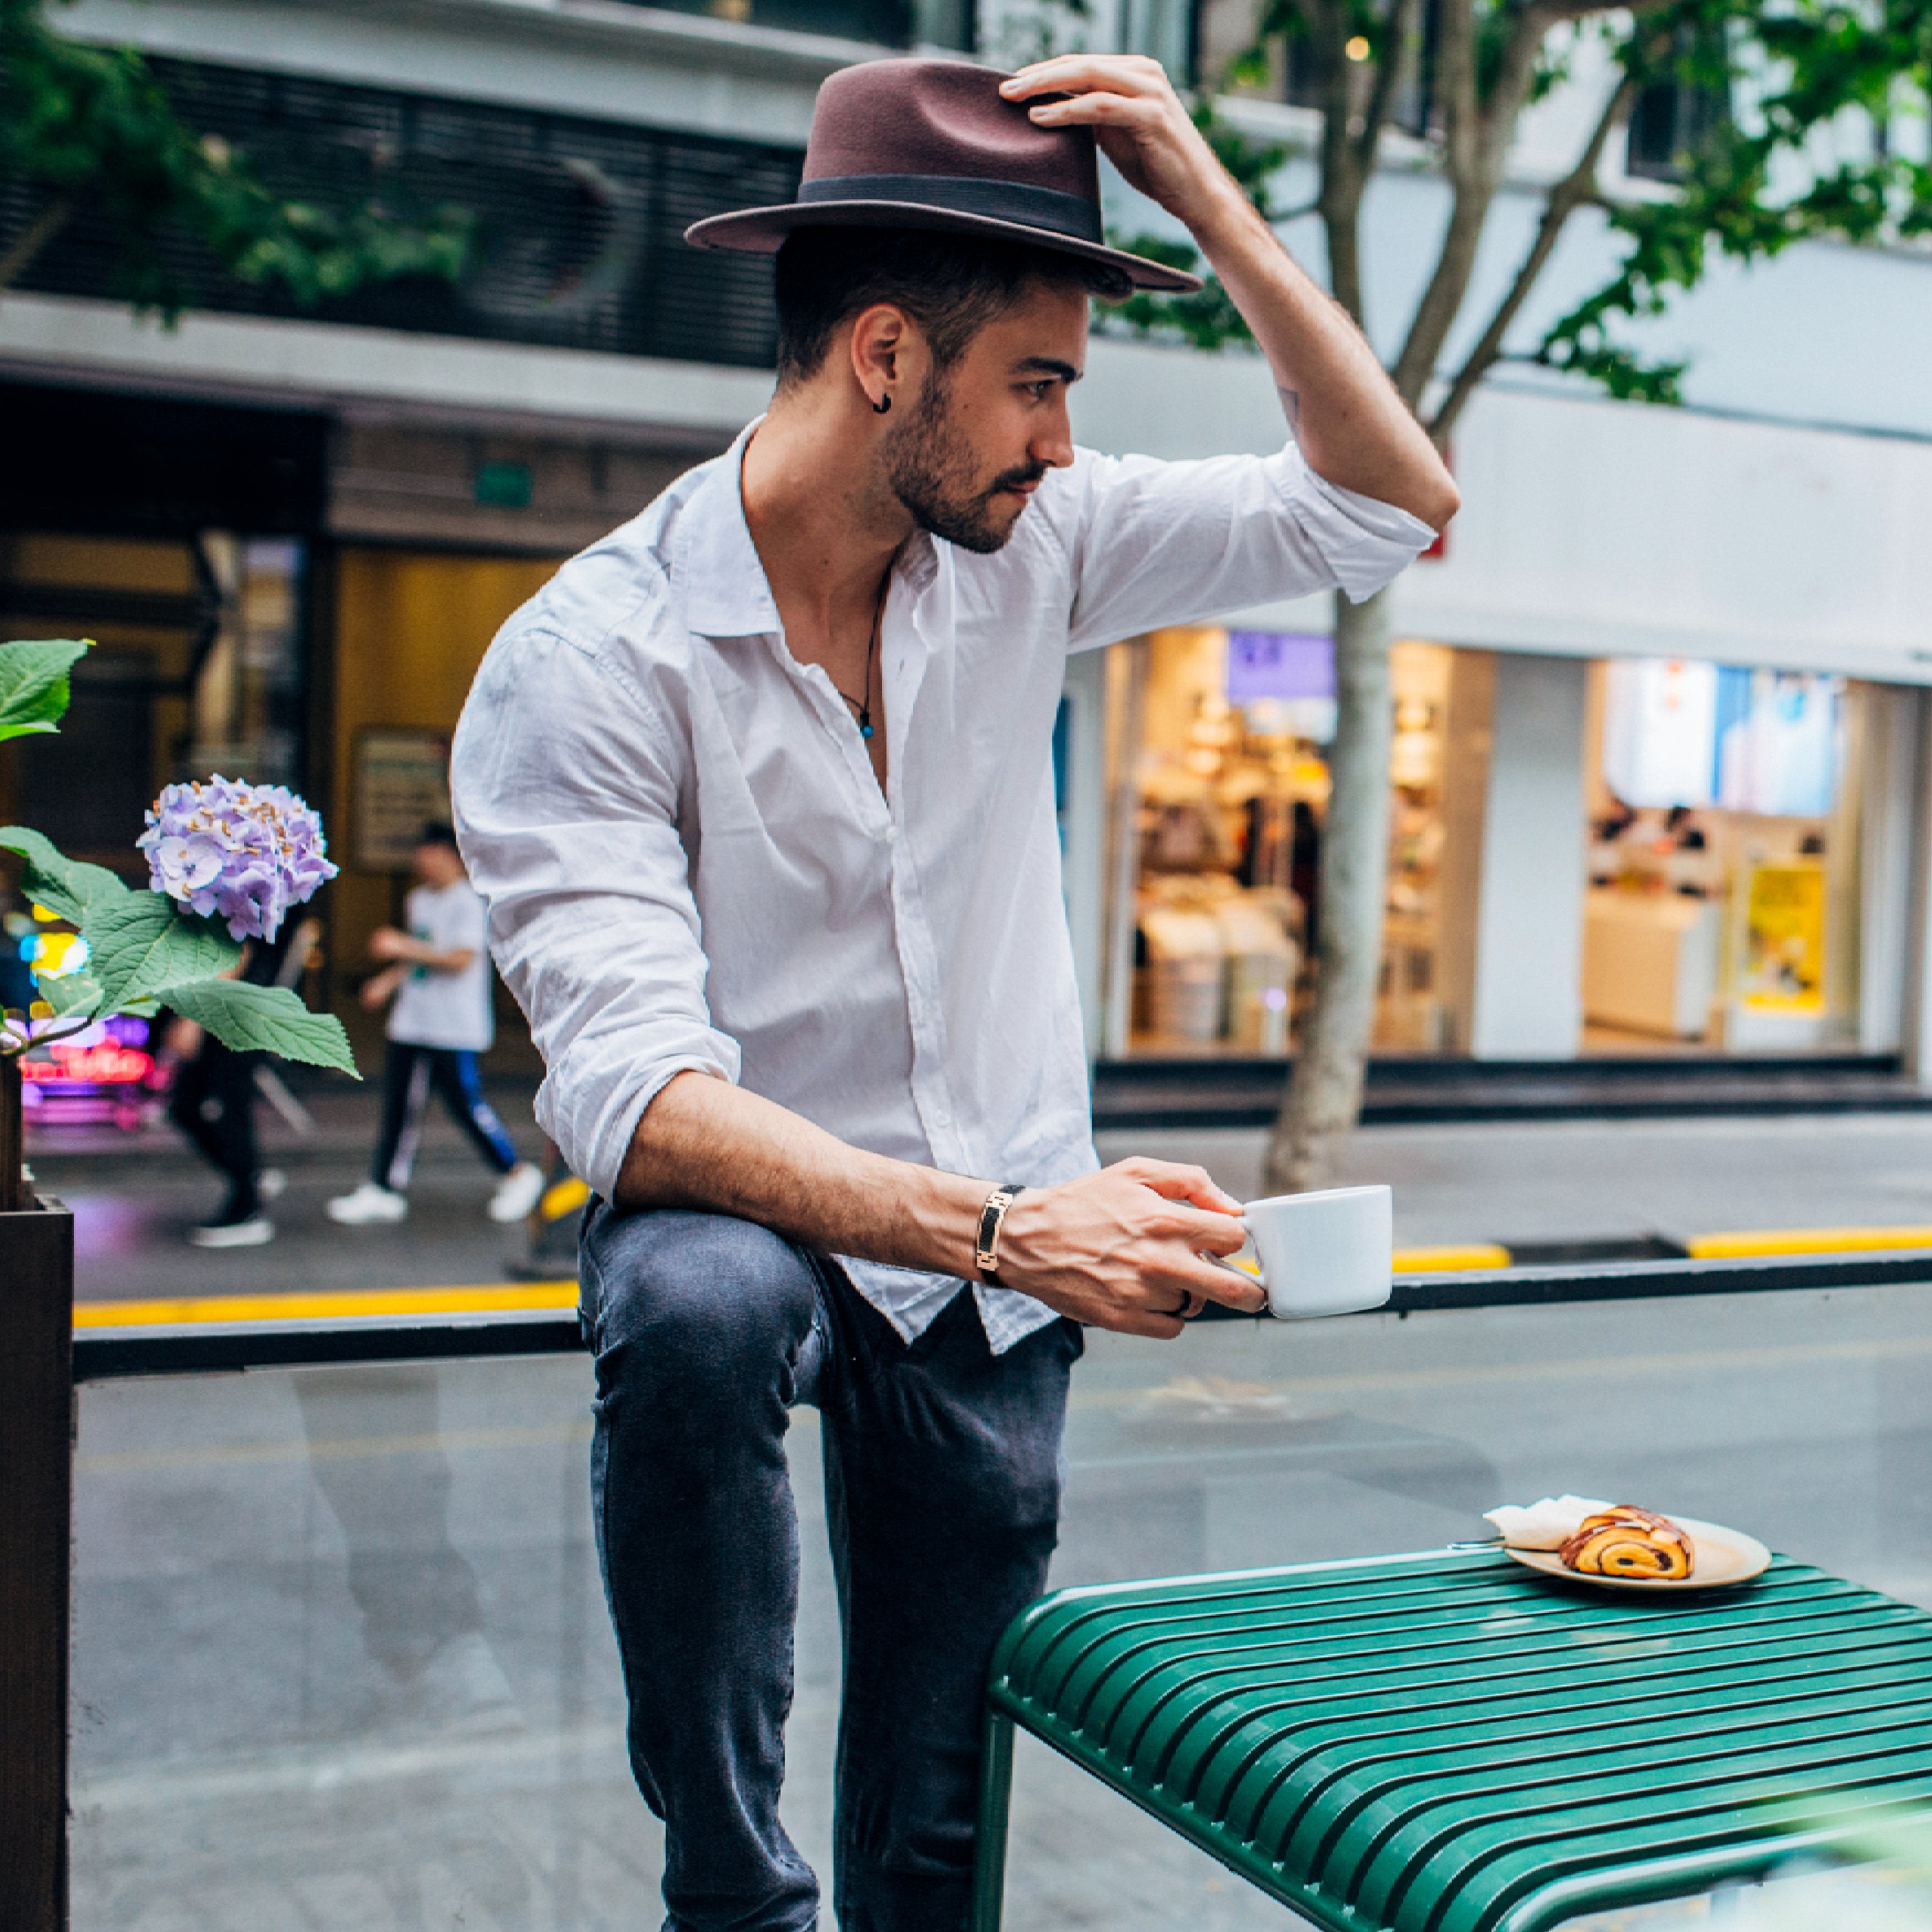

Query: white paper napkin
1483 1495 1613 1551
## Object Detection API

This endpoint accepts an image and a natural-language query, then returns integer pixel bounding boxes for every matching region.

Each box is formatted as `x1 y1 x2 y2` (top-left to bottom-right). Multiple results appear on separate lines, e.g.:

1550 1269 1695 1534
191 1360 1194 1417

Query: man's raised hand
999 57 1246 236
993 1156 1265 1339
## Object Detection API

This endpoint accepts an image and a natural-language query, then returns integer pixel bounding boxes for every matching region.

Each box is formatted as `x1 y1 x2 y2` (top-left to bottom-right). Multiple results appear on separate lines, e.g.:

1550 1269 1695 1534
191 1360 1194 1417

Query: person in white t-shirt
327 824 544 1226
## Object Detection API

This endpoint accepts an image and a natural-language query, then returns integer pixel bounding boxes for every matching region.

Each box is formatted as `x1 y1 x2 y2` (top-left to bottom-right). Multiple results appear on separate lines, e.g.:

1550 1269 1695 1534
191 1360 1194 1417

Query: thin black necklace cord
831 572 888 742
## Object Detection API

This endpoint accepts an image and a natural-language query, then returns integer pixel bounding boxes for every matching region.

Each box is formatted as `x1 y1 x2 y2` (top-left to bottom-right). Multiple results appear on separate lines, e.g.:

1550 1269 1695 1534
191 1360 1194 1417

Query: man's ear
847 302 912 415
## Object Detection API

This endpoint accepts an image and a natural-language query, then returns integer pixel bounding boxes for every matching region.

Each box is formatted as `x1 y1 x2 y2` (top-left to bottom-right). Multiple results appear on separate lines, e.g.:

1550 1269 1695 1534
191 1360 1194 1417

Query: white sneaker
188 1214 274 1249
327 1181 408 1225
487 1161 545 1224
257 1167 287 1203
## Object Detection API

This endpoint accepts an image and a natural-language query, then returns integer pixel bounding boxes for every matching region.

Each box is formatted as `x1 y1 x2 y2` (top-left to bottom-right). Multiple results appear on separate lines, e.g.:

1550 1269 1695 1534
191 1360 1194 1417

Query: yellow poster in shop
1738 861 1826 1011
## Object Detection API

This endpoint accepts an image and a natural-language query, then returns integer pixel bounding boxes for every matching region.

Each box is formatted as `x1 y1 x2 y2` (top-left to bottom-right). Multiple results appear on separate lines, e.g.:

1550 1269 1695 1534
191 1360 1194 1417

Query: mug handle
1204 1216 1266 1287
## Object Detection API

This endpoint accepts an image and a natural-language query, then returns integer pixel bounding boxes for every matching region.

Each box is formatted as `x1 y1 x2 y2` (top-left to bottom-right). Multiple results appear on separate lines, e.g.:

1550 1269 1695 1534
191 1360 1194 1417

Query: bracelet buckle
975 1182 1026 1286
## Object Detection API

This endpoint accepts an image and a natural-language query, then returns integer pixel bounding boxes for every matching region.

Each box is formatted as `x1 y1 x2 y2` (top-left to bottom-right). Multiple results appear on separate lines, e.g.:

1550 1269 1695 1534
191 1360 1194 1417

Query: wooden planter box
1 1197 75 1932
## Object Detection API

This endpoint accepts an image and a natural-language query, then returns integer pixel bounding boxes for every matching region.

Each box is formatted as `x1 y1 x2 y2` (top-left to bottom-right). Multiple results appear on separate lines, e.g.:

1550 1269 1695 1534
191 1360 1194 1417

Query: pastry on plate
1559 1505 1695 1580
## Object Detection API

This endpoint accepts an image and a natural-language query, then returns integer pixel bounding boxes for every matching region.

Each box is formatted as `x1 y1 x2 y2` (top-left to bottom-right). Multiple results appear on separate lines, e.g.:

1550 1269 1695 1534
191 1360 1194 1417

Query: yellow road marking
74 1282 577 1329
1394 1243 1512 1273
1687 1227 1932 1260
68 1226 1932 1333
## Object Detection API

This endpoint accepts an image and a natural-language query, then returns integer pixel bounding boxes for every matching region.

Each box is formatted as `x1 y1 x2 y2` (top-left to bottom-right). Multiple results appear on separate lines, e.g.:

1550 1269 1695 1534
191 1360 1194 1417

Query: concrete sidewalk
35 1081 1932 1302
1100 1110 1932 1250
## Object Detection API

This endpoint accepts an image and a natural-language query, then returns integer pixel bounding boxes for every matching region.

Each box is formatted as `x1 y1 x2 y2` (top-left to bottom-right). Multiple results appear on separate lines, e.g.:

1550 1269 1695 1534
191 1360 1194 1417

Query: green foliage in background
0 0 471 308
1108 0 1932 413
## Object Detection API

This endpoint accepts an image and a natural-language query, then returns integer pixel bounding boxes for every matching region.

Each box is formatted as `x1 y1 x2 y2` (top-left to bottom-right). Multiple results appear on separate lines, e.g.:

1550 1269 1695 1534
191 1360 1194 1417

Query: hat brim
684 201 1203 296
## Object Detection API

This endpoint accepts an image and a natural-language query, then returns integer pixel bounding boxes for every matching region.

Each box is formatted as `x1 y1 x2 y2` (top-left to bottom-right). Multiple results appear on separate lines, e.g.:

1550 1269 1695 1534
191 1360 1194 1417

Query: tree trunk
1 1054 24 1214
0 194 76 298
1262 585 1394 1194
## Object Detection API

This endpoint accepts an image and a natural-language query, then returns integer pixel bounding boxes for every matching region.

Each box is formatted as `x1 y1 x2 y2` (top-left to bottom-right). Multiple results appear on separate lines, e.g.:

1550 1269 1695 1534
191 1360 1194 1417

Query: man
453 52 1455 1932
327 823 543 1226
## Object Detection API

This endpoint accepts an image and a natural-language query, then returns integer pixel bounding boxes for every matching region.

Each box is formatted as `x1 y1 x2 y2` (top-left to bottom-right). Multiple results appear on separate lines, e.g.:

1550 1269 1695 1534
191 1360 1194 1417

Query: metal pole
0 1191 75 1932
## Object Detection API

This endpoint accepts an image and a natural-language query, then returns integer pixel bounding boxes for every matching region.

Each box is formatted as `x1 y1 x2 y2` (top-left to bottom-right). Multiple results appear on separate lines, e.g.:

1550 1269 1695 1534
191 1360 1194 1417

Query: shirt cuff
559 1050 739 1202
1275 455 1439 605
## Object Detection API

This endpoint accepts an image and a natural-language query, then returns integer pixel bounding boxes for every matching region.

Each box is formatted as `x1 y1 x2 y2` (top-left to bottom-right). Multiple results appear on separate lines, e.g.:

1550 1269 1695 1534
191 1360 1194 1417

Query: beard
884 372 1047 555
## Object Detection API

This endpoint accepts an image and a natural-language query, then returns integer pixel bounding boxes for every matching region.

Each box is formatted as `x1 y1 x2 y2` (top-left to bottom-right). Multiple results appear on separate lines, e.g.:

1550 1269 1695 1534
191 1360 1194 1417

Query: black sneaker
188 1211 273 1249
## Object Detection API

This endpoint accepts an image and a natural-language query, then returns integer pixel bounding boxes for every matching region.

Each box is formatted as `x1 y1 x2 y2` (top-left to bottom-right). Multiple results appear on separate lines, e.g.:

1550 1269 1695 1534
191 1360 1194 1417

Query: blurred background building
3 0 1930 1086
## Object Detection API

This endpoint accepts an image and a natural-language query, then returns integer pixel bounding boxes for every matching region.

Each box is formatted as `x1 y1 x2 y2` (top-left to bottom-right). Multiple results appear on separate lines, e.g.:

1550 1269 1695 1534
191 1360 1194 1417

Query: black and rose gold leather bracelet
975 1183 1026 1286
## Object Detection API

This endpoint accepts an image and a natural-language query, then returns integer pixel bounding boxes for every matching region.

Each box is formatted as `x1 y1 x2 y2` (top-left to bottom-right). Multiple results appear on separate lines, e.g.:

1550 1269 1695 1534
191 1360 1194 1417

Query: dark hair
418 821 460 851
772 225 1124 389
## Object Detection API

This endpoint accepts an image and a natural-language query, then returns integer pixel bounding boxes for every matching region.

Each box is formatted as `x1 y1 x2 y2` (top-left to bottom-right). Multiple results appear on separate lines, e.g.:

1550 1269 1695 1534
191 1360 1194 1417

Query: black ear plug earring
873 393 891 415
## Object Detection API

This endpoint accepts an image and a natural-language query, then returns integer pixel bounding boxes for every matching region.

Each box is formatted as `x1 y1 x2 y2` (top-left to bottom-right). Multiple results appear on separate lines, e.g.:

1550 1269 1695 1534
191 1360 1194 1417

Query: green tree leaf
0 638 90 742
165 978 359 1075
38 972 101 1020
83 893 240 1010
0 826 131 925
1 0 474 312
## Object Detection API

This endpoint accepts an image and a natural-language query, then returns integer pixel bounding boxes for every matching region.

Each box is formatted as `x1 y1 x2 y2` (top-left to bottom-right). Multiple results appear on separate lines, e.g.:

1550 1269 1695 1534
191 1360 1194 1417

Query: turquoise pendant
861 724 875 740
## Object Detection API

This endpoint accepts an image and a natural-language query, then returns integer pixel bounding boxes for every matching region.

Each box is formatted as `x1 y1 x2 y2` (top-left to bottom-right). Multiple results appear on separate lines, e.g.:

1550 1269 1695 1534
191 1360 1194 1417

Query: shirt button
884 826 900 845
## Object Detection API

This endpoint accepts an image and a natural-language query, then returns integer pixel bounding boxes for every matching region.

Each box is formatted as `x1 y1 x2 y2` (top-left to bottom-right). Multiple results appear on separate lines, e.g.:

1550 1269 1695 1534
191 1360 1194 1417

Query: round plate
1504 1515 1772 1592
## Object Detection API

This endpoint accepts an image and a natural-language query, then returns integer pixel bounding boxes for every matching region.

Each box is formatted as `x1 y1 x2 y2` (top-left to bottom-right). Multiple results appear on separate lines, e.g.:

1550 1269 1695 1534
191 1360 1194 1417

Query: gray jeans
579 1204 1082 1932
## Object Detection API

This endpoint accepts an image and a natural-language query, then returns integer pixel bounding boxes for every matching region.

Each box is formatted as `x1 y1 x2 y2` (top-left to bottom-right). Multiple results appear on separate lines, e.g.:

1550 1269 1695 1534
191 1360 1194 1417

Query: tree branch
1427 66 1639 443
1313 0 1370 321
1353 0 1421 178
0 191 76 295
1388 0 1574 405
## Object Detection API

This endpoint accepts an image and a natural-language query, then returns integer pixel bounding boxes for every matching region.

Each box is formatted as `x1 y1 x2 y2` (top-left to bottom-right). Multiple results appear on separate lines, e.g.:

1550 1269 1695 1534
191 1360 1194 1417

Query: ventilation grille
2 60 805 369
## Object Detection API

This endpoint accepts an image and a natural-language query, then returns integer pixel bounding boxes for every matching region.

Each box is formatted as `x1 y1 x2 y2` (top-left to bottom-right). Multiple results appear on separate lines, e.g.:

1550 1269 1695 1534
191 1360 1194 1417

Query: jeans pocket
576 1197 608 1351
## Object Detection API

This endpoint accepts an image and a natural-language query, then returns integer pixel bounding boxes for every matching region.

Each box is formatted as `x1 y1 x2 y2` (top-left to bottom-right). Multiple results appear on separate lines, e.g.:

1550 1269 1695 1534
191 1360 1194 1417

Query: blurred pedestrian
163 921 306 1247
327 824 542 1226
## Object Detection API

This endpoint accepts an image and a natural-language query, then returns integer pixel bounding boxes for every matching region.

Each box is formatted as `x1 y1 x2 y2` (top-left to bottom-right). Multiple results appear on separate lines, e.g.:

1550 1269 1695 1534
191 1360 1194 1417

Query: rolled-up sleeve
1060 440 1436 652
450 623 739 1198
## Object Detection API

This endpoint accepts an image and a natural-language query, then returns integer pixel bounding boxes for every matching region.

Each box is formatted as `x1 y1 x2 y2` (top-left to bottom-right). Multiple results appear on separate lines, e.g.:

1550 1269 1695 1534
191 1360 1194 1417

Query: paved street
36 1081 1932 1304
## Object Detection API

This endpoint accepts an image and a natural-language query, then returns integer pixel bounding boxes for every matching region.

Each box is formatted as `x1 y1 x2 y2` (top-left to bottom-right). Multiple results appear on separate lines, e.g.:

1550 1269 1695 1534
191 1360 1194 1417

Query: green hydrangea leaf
39 973 103 1021
84 894 242 1010
0 639 91 744
166 978 359 1075
0 826 131 926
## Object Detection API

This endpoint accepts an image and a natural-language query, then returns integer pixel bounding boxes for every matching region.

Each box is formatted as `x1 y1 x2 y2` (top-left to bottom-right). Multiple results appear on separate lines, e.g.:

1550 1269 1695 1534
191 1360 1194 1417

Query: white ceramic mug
1236 1184 1393 1320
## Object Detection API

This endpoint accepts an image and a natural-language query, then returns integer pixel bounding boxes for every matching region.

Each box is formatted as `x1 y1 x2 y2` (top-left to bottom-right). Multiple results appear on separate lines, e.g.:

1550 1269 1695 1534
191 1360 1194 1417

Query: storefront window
1105 626 1472 1059
1583 657 1859 1051
1379 641 1458 1053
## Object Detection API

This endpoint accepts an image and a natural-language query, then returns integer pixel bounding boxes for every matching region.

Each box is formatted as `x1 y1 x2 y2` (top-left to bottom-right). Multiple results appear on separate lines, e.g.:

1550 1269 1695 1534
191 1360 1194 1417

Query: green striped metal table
972 1549 1932 1931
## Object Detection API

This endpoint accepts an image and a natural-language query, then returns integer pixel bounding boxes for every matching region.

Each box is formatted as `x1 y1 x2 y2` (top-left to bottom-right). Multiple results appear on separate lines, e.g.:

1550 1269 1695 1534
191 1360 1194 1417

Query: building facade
4 0 1931 1074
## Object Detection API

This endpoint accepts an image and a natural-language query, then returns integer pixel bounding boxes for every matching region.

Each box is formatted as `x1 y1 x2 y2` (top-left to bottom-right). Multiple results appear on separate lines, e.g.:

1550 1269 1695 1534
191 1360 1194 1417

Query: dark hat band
797 173 1104 246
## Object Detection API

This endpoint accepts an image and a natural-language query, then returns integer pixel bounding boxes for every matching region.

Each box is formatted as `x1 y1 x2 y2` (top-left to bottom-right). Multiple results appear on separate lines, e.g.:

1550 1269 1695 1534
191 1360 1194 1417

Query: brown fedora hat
684 58 1203 295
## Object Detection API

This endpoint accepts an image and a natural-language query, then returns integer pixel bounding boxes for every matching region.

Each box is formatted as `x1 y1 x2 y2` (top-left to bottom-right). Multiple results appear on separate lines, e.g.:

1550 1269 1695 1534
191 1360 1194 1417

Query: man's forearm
613 1072 1266 1336
1190 190 1459 530
614 1070 988 1277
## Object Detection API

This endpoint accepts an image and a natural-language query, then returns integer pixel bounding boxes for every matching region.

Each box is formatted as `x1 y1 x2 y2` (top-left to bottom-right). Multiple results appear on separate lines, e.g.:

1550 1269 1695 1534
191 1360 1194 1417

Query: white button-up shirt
451 423 1432 1352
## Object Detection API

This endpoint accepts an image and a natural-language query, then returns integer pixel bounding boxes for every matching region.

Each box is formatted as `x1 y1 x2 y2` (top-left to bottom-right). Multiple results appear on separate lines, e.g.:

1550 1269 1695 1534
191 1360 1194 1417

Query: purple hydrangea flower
138 777 339 942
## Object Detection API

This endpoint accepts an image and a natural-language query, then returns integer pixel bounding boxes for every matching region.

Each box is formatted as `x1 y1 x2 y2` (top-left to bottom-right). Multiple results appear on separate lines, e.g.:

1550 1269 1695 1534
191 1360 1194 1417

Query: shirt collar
675 417 942 636
676 421 780 639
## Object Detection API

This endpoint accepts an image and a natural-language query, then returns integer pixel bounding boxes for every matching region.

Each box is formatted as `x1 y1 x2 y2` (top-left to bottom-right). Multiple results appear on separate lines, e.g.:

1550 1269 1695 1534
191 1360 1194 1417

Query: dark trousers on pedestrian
578 1203 1082 1932
371 1041 518 1191
168 1038 259 1218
